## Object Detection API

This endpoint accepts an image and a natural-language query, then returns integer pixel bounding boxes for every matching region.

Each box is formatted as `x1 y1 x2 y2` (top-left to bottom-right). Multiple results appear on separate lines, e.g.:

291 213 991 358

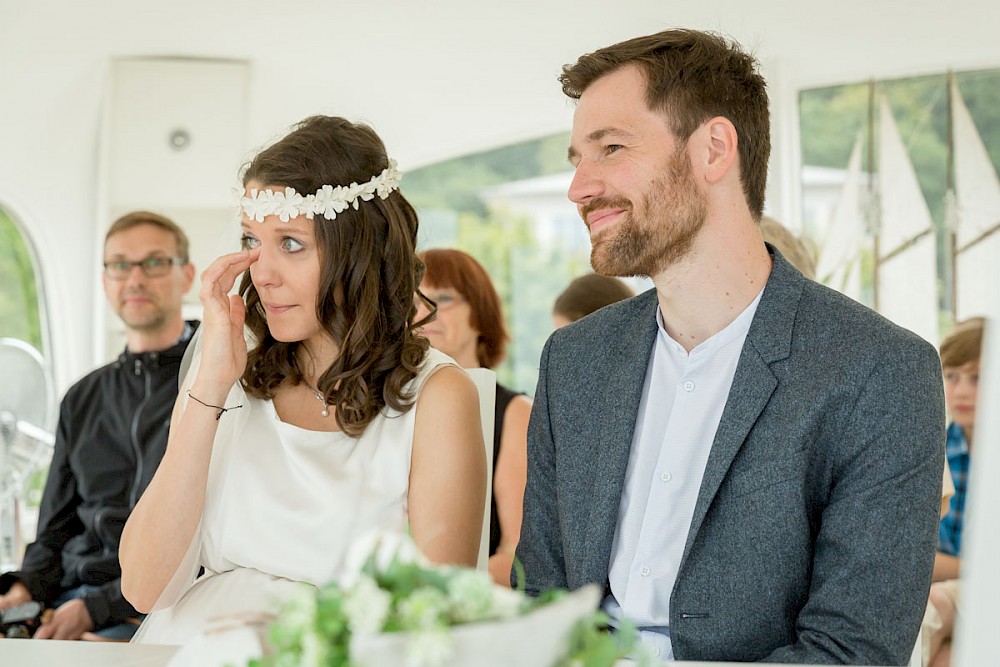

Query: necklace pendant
309 387 330 418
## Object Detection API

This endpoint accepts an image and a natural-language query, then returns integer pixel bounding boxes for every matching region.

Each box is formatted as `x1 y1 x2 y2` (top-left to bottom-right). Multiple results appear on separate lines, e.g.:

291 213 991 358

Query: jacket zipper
129 358 153 507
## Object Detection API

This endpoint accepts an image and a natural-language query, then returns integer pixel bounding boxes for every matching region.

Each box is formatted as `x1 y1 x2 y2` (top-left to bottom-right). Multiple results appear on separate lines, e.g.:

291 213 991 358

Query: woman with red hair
415 248 531 587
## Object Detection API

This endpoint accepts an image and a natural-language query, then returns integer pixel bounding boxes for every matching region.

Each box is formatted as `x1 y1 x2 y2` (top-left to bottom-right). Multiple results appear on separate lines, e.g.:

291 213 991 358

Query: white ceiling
4 0 999 168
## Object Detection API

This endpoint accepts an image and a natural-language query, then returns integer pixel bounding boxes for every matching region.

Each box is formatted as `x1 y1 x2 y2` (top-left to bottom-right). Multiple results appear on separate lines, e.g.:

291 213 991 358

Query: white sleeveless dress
133 348 455 646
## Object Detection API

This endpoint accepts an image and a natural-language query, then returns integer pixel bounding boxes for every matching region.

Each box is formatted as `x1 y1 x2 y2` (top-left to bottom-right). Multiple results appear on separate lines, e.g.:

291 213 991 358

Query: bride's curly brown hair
239 116 434 436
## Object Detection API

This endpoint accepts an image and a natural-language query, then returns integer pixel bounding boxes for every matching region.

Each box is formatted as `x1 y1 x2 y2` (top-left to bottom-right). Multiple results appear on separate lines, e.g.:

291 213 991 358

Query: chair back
464 368 496 571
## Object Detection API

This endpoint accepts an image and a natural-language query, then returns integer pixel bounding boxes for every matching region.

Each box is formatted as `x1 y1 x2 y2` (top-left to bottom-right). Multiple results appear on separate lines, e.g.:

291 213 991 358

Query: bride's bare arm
119 377 223 611
120 249 258 612
408 366 487 567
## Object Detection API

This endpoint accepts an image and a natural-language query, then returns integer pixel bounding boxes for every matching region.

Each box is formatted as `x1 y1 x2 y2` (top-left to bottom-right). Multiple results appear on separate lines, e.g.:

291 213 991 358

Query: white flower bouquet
248 532 645 667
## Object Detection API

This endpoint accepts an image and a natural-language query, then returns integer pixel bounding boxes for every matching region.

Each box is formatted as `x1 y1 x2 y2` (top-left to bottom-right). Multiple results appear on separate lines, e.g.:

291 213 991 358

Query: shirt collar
655 287 765 357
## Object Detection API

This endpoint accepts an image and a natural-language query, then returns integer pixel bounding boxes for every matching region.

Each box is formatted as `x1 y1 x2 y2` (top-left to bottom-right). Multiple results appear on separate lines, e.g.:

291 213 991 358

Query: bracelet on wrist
186 390 243 420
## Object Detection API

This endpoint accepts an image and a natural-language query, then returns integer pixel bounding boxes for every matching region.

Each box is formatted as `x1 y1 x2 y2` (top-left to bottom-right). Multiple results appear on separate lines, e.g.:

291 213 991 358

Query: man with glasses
0 211 198 640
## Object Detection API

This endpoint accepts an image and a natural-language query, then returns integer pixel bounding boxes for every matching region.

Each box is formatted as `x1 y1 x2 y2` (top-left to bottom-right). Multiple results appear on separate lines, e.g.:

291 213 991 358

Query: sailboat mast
868 79 879 310
946 71 957 320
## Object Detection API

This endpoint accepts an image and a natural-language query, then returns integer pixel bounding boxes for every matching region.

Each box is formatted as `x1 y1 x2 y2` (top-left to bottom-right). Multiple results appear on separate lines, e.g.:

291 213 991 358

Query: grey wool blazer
516 249 945 665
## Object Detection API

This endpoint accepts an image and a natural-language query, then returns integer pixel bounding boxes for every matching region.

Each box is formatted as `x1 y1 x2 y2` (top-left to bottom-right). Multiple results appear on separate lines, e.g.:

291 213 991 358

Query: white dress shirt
604 289 763 660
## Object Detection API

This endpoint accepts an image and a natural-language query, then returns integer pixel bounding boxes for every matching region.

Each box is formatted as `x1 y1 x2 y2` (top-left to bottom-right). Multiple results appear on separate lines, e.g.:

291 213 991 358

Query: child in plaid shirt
924 316 984 667
935 317 983 579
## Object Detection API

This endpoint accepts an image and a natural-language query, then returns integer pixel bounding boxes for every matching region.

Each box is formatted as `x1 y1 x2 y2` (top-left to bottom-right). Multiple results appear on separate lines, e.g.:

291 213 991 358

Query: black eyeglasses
103 256 185 279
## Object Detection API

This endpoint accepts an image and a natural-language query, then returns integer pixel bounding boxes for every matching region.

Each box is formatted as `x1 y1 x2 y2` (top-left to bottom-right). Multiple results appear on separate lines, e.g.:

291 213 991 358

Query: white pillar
761 57 803 233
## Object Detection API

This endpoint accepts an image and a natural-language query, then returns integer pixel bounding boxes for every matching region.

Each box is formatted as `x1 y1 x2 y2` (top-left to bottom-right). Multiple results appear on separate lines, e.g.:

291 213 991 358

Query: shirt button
683 380 695 392
639 565 650 576
653 647 662 657
660 472 672 482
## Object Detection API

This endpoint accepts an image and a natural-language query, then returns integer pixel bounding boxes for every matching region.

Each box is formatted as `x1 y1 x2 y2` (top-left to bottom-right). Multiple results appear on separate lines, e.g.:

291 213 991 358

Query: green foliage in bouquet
556 610 648 667
249 548 646 667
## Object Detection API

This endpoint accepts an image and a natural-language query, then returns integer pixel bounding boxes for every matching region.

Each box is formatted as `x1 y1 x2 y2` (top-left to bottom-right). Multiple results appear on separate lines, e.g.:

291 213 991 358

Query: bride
119 115 486 644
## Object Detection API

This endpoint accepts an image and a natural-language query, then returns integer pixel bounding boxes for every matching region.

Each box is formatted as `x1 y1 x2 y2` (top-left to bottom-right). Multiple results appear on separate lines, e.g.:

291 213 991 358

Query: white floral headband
236 159 401 223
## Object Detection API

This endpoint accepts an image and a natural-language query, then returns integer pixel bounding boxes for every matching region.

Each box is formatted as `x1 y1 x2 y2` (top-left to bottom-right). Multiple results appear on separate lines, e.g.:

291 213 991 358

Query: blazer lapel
682 346 777 560
680 250 802 563
583 290 660 580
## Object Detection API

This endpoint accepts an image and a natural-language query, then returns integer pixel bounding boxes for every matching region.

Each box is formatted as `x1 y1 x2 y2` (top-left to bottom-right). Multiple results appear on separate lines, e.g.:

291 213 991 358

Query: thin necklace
294 351 331 418
303 381 330 417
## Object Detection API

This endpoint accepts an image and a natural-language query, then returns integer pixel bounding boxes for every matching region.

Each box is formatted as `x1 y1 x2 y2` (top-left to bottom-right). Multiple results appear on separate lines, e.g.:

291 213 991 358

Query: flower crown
237 159 401 223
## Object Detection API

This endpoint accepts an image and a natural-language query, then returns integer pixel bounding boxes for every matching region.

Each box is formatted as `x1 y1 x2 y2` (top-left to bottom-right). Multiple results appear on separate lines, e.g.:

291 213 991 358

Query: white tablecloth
0 639 179 666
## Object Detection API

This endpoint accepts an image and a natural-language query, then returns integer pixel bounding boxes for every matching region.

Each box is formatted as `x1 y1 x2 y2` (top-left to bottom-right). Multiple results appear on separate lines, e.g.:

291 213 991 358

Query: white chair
464 368 496 571
909 627 923 667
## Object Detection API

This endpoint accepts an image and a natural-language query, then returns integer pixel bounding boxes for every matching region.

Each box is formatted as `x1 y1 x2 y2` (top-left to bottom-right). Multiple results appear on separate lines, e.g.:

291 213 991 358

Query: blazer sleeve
764 340 945 665
514 336 568 595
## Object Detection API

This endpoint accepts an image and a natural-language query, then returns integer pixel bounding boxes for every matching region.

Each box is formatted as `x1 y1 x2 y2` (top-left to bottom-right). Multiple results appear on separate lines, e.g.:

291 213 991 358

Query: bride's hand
193 248 260 395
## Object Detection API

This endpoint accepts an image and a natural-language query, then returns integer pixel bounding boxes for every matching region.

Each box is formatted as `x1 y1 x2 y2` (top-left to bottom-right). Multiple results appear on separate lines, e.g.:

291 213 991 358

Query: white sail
950 77 1000 321
816 135 865 301
877 95 940 345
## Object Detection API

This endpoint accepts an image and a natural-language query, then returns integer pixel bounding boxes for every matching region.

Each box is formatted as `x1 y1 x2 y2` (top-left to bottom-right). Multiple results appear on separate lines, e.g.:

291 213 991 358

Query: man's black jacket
0 321 198 629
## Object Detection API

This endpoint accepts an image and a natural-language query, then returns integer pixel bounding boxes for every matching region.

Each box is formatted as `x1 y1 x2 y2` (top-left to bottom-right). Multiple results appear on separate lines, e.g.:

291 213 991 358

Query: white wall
3 0 999 390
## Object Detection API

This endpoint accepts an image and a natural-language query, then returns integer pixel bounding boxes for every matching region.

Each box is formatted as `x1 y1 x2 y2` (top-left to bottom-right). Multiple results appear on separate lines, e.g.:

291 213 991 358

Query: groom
517 29 945 664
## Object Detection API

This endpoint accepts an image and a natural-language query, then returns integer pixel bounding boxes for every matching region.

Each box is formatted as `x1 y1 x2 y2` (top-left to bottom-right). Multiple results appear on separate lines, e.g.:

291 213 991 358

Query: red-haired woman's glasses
416 291 466 311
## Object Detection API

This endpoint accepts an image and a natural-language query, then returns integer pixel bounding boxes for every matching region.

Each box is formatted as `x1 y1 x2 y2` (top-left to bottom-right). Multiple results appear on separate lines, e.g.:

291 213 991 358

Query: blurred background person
0 211 197 640
921 316 985 667
935 316 982 582
415 248 532 586
552 273 634 329
760 215 817 280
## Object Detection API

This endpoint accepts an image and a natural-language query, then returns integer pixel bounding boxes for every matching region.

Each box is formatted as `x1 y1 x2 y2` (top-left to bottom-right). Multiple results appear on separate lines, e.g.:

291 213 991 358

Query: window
0 207 44 350
406 133 592 394
0 204 50 568
800 69 1000 337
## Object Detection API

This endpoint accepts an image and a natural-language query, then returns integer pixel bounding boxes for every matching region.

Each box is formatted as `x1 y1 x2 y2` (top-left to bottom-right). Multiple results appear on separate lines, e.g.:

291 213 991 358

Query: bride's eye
282 237 305 253
240 235 260 250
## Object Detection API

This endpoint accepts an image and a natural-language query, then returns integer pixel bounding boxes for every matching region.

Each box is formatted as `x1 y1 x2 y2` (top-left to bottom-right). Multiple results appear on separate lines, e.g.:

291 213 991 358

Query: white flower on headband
275 187 304 222
345 182 371 210
241 189 270 223
314 184 351 220
237 159 402 223
375 163 401 199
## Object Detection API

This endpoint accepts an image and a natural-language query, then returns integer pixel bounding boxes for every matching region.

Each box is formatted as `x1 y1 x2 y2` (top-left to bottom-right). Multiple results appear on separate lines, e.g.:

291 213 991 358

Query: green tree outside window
0 208 43 350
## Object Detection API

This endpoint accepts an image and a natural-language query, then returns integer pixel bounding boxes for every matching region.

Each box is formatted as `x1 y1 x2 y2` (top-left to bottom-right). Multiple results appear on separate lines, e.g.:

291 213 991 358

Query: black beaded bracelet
186 390 243 420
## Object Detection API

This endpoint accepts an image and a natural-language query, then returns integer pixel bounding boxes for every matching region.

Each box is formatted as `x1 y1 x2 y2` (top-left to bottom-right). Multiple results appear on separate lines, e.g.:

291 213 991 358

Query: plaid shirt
938 422 970 557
